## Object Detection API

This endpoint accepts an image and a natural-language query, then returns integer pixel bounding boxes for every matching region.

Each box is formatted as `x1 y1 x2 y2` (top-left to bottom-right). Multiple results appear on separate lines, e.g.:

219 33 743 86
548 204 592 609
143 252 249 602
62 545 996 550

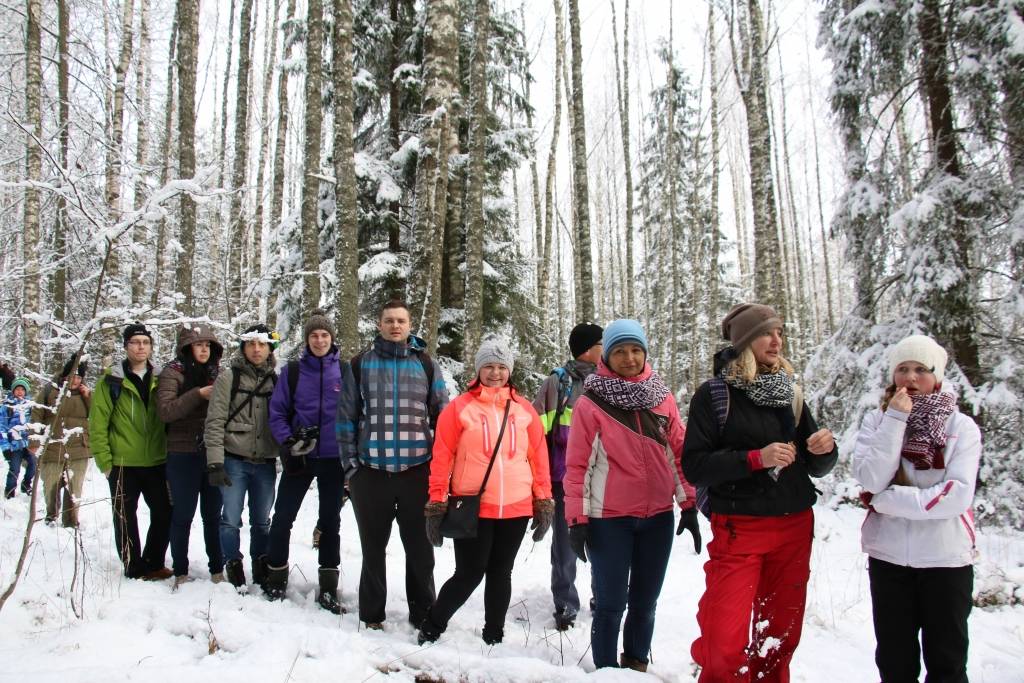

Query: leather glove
530 498 555 542
676 507 702 553
568 524 588 563
424 500 447 548
207 463 232 488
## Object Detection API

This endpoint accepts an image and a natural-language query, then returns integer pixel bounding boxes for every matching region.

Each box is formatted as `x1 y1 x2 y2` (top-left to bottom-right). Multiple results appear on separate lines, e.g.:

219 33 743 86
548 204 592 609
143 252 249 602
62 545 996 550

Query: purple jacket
269 346 343 458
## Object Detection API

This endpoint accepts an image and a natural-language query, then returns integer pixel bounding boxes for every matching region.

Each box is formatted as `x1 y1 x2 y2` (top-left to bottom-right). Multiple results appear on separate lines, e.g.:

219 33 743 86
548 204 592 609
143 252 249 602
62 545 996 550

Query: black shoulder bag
439 398 512 539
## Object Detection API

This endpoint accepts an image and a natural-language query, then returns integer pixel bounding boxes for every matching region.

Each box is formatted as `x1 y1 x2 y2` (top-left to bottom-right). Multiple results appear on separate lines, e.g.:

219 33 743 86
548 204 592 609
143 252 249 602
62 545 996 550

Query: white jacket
852 399 981 568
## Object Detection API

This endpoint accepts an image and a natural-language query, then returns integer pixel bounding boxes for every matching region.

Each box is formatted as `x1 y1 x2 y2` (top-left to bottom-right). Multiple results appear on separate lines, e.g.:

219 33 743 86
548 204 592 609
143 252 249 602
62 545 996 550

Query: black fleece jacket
681 376 838 517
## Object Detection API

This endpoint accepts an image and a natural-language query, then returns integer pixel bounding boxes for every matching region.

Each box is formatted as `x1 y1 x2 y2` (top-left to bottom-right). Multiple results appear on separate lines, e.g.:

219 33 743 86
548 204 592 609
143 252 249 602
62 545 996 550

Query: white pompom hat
888 334 947 385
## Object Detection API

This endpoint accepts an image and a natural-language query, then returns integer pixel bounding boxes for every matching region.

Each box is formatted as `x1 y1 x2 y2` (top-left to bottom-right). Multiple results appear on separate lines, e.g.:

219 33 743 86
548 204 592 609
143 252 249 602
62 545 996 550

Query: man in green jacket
89 323 172 580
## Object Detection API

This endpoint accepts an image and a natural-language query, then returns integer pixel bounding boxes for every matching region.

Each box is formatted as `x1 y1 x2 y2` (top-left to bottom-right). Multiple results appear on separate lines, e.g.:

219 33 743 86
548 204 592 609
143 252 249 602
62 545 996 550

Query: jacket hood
176 323 224 363
712 346 739 377
109 360 154 381
563 359 596 382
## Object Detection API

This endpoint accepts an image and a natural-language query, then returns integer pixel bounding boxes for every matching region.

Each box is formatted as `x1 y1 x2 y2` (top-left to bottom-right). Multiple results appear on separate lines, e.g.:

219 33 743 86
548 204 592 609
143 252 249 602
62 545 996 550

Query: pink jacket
429 384 552 519
563 362 695 525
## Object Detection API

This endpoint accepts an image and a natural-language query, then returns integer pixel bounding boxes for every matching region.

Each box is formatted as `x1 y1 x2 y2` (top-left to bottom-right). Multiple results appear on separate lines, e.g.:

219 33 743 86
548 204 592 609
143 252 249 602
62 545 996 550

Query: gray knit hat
474 338 514 375
303 309 336 344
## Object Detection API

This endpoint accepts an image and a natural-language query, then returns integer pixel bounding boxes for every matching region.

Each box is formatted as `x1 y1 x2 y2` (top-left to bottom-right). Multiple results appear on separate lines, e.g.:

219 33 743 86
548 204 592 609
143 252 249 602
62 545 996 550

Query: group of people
1 300 980 682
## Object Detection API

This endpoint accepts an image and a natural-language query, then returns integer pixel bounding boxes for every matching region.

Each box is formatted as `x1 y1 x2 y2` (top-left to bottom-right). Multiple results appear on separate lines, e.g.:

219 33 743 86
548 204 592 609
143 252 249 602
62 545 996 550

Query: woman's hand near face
760 442 796 468
889 386 912 413
806 428 834 455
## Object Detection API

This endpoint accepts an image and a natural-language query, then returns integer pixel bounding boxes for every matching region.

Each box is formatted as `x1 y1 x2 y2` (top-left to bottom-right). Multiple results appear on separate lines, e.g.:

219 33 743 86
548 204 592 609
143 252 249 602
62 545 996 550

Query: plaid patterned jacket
337 335 449 475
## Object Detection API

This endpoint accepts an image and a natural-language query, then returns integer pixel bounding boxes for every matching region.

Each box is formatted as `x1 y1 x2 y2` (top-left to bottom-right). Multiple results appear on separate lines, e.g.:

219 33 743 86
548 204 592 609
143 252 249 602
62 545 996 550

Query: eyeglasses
126 339 152 347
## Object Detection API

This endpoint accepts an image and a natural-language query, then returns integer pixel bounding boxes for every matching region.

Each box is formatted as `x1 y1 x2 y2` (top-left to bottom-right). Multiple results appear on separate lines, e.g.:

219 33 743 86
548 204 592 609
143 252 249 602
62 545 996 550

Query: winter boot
316 568 345 614
252 555 268 588
262 563 289 601
482 625 504 645
225 559 246 588
553 608 576 631
620 654 648 672
417 614 444 645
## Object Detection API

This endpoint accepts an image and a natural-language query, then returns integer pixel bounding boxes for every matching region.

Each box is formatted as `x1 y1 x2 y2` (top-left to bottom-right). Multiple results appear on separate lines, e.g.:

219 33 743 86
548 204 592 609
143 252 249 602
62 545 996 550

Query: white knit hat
474 338 514 375
889 334 947 384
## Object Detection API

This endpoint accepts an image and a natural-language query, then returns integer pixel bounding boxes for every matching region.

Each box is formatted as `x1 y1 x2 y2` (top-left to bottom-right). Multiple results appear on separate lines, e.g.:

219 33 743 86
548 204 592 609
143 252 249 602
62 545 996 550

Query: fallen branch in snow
206 599 220 654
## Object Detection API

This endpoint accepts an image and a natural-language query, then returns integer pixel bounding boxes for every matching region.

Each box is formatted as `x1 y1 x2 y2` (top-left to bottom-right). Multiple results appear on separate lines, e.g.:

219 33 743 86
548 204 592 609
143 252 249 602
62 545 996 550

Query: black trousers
868 557 973 683
429 517 529 633
267 457 344 569
348 463 435 624
108 465 172 578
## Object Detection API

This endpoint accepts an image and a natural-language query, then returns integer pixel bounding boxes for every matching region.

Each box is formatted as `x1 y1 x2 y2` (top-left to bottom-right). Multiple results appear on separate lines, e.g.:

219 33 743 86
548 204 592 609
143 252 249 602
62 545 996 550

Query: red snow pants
691 509 813 682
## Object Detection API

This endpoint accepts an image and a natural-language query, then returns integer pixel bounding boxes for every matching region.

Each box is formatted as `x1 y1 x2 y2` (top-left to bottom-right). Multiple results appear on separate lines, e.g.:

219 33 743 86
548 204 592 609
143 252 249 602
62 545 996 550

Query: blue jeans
219 456 277 563
5 448 37 495
588 511 674 669
166 450 223 576
267 457 344 569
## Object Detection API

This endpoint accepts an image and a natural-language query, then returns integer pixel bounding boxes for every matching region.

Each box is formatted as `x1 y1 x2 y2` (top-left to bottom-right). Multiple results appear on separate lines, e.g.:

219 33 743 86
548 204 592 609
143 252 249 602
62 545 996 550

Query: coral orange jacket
428 384 552 519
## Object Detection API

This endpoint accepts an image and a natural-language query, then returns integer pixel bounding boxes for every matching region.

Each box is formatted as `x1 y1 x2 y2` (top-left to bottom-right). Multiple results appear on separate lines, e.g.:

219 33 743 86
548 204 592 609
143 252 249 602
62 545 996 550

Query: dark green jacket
89 361 166 473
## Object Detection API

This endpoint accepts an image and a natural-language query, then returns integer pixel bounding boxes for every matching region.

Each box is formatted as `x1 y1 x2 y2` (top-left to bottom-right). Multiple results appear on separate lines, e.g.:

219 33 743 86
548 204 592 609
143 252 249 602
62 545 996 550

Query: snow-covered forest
1 0 1023 679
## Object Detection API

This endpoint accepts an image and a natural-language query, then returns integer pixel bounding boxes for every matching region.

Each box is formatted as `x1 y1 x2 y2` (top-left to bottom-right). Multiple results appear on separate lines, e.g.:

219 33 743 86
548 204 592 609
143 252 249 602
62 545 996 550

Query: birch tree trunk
268 0 297 326
518 4 544 301
153 6 178 308
566 0 594 321
705 2 722 375
228 0 255 314
217 0 237 193
54 0 70 321
132 0 151 305
250 0 282 310
666 11 681 390
538 0 565 323
385 0 405 296
332 0 360 357
462 0 490 371
412 0 459 352
300 0 325 310
175 0 200 314
732 0 784 311
611 0 634 317
22 0 43 363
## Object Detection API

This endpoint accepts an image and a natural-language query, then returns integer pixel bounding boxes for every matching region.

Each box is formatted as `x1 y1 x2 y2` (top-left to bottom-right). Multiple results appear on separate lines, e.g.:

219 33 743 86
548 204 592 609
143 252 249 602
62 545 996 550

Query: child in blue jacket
2 377 37 497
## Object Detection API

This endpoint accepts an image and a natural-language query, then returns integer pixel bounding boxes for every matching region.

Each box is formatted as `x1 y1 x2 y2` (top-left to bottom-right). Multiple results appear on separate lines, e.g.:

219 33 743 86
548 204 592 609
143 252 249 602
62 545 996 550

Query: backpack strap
105 374 123 405
546 367 572 447
709 377 730 432
225 367 276 427
792 384 804 426
416 350 435 392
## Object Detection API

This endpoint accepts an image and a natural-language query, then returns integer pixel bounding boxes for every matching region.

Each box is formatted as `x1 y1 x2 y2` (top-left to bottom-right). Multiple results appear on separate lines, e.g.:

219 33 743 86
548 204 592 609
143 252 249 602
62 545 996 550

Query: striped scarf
902 391 956 470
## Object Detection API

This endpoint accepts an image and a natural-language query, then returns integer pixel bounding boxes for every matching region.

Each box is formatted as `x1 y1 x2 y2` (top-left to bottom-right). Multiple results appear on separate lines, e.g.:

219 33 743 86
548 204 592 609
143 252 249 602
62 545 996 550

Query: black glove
568 524 588 563
531 498 555 542
207 463 232 488
676 507 702 553
424 501 447 548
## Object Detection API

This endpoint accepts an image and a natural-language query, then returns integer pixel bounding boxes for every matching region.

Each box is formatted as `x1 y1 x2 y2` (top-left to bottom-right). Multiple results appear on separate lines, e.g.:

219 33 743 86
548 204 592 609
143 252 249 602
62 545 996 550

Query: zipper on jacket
393 355 400 469
493 394 505 516
318 355 325 458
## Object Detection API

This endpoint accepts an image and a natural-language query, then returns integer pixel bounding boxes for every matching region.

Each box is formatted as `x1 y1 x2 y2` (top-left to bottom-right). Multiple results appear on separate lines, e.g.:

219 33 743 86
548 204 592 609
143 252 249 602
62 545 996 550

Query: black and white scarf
902 391 956 469
584 365 670 410
722 368 794 408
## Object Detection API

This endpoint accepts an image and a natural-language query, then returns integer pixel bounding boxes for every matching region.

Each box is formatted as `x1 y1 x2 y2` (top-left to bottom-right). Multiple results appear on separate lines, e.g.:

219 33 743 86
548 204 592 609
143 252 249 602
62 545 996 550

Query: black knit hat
122 322 153 346
60 355 88 379
568 322 604 359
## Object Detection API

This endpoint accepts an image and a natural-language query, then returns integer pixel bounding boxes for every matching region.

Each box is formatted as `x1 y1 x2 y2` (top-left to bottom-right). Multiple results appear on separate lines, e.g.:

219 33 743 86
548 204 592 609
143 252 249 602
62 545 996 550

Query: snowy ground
1 469 1023 683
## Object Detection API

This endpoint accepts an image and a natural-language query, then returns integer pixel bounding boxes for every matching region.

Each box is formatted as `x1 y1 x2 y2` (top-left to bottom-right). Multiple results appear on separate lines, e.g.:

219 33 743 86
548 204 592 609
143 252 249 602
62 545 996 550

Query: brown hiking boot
619 654 648 672
142 567 174 581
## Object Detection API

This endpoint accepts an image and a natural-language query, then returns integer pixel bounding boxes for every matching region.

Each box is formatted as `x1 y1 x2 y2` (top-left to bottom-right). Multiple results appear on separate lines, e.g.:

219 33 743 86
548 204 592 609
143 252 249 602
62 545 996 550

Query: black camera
294 424 320 443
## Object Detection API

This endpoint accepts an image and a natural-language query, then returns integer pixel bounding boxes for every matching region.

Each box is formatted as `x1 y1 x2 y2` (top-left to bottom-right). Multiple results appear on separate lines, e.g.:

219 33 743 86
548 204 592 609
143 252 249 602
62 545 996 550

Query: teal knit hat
601 319 649 362
11 377 30 394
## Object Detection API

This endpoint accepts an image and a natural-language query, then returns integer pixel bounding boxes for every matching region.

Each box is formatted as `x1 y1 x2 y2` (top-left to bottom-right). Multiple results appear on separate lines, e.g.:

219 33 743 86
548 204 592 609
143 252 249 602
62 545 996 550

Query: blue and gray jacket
1 395 32 453
336 334 449 476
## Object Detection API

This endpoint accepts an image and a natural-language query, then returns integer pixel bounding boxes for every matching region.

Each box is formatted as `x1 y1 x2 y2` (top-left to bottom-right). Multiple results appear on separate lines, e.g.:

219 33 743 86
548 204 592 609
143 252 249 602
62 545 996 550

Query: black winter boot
482 624 504 645
252 555 268 588
225 559 246 588
262 563 289 600
417 614 444 645
316 568 345 614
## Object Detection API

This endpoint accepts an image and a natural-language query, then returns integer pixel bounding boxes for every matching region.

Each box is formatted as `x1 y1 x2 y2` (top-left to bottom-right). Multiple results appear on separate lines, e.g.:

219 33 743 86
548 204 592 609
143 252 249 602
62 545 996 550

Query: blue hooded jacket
268 346 343 458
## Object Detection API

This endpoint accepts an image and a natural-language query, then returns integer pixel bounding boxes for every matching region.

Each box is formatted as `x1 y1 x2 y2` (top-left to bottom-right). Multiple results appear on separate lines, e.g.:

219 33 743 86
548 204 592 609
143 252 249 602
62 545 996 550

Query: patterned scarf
722 368 794 408
902 391 956 469
584 365 670 410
